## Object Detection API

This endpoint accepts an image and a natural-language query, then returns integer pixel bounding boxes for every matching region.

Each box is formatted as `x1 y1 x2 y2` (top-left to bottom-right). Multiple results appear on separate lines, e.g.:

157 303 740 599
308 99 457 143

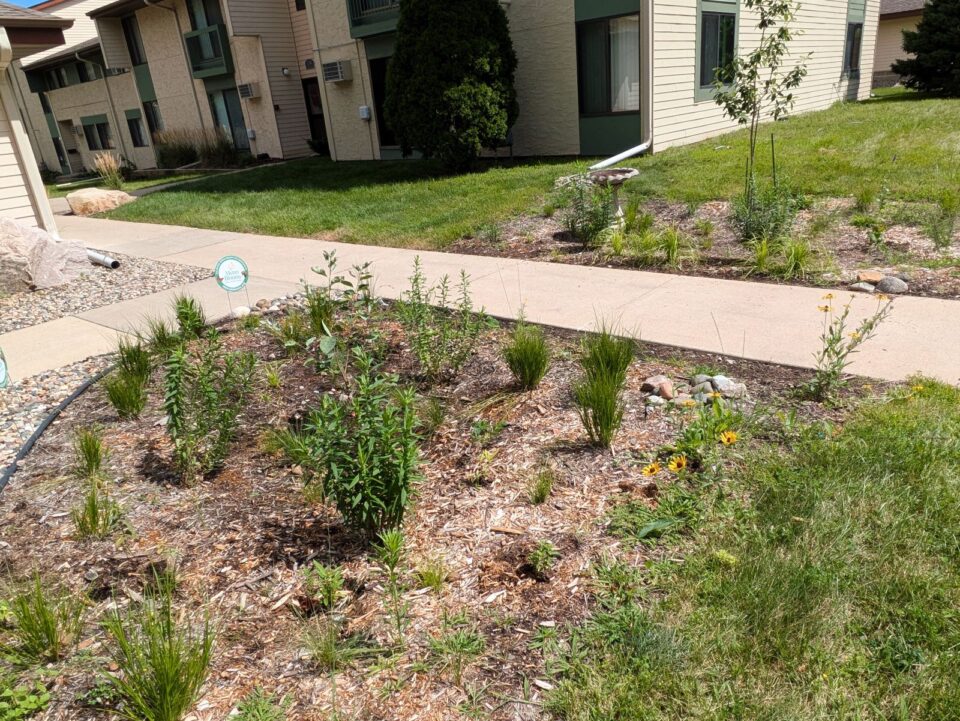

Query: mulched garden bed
450 197 960 300
0 305 884 721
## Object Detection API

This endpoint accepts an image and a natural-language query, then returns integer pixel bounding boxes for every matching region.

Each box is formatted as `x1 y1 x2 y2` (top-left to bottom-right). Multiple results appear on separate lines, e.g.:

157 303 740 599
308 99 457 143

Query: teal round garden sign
214 256 249 292
0 349 8 389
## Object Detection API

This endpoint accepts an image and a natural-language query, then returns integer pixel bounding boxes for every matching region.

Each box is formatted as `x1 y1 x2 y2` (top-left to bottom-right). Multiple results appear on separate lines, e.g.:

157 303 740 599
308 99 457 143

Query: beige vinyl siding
873 15 918 83
0 96 40 226
288 0 316 79
228 0 312 158
27 0 115 65
653 0 879 151
96 17 131 70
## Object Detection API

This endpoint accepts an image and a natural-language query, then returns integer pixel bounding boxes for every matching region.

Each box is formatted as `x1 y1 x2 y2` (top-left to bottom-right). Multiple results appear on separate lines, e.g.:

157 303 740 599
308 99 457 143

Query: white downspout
591 0 654 170
0 28 59 233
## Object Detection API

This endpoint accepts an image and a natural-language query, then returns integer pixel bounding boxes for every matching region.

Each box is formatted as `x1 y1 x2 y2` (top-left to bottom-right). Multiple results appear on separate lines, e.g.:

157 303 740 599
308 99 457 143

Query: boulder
66 188 136 216
0 217 88 292
641 374 674 398
857 270 885 284
849 282 875 293
712 375 748 399
876 276 909 295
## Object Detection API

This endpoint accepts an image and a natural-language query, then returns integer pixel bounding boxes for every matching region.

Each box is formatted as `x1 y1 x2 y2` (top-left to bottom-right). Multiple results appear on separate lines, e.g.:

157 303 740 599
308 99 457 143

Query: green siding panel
133 64 157 103
44 113 59 139
575 0 640 22
81 114 109 126
124 108 142 120
847 0 866 21
579 113 642 156
365 33 395 60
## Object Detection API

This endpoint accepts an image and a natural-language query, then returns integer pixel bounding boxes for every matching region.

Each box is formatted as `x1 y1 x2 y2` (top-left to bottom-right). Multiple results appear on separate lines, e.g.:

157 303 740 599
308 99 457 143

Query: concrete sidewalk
2 214 958 384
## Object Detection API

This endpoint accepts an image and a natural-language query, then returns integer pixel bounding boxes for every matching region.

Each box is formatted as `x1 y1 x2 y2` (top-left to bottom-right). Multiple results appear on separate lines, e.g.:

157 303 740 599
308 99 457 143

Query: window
844 22 863 74
296 0 306 9
576 14 640 115
188 0 223 30
127 116 148 147
697 0 738 99
121 15 147 66
208 88 249 150
143 100 164 135
77 62 90 83
83 122 112 151
45 66 68 90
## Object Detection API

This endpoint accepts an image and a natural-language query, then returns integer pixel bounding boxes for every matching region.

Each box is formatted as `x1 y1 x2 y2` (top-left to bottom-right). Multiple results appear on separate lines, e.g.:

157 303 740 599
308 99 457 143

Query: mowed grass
47 172 209 198
106 157 579 249
551 381 960 720
105 90 960 246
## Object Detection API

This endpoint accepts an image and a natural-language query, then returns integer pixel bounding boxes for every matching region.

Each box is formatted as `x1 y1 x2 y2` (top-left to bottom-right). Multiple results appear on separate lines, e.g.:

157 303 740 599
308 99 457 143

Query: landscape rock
849 281 875 293
0 217 88 292
693 392 711 404
231 306 251 319
672 394 695 406
857 270 885 284
692 374 712 386
876 276 909 294
712 375 748 399
66 188 136 216
641 374 671 394
692 381 714 395
645 395 667 407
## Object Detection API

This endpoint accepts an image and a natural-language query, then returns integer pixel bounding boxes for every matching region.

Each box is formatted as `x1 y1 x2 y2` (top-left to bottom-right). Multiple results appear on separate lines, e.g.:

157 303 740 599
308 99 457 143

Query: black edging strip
0 364 115 496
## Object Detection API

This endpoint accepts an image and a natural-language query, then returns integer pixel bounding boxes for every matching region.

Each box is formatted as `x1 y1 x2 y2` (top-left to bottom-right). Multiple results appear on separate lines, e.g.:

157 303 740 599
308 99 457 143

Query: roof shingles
0 0 72 27
881 0 926 16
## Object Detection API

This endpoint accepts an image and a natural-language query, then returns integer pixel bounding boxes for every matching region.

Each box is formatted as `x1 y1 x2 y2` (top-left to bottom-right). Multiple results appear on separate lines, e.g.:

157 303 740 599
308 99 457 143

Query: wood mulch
0 312 880 721
449 198 960 300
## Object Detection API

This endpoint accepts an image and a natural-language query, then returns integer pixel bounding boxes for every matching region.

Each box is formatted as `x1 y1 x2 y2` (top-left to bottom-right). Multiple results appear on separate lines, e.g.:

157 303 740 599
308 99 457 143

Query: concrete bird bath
587 167 640 224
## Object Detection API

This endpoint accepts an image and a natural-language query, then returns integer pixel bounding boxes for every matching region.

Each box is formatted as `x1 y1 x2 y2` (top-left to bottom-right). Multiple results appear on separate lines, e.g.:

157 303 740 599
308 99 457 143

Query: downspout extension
591 0 655 170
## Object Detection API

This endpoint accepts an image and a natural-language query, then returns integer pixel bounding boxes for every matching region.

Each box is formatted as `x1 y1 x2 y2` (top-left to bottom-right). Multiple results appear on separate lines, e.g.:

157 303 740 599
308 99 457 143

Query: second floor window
188 0 223 30
122 15 147 66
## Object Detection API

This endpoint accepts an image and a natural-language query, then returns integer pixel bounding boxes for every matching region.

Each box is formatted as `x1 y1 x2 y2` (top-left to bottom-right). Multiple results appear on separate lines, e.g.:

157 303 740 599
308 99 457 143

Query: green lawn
46 172 209 198
105 90 960 247
550 381 960 719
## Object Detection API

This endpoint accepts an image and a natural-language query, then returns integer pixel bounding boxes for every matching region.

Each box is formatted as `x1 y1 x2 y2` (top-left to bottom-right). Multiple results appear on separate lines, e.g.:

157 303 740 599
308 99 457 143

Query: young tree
714 0 808 181
384 0 519 172
893 0 960 95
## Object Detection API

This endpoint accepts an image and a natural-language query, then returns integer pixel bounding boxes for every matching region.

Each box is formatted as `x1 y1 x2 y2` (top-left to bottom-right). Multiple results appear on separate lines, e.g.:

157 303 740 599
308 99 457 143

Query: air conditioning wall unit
238 82 261 99
322 60 352 83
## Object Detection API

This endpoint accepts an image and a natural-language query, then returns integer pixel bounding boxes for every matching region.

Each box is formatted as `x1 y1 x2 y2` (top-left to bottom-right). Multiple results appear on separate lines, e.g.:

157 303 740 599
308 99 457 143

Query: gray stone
646 395 667 407
692 374 712 386
0 217 88 293
231 306 251 319
692 381 714 395
693 392 711 404
672 394 695 405
876 276 908 294
849 281 875 293
712 375 748 399
65 188 136 216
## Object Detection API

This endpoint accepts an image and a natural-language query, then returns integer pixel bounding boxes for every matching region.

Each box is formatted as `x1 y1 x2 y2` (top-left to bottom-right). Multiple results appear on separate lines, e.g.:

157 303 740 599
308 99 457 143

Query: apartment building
307 0 879 160
12 0 320 176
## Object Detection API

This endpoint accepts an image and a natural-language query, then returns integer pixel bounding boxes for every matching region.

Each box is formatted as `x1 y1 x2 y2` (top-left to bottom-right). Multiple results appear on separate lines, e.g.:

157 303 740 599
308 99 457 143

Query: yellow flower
642 462 662 477
668 455 688 473
822 293 834 300
719 430 738 446
818 305 831 313
682 399 698 408
849 331 861 341
709 391 723 399
912 384 925 393
876 293 891 302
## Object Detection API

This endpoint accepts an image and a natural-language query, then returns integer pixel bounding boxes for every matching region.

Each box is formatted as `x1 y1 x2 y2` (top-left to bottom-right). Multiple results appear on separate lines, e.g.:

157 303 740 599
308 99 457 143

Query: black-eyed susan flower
642 462 662 477
668 455 688 473
719 430 738 446
912 384 925 393
818 305 831 313
822 293 834 300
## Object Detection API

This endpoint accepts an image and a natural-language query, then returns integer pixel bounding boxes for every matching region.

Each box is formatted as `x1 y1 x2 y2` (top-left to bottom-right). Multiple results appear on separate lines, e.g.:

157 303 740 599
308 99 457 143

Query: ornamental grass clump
503 319 550 390
163 336 256 485
3 575 84 664
574 327 634 448
72 479 123 540
304 348 420 535
93 152 124 190
101 586 213 721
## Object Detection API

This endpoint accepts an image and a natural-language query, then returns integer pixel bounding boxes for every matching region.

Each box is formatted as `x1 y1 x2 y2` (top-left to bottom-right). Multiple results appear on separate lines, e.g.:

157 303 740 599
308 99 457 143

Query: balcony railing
184 24 233 79
347 0 400 35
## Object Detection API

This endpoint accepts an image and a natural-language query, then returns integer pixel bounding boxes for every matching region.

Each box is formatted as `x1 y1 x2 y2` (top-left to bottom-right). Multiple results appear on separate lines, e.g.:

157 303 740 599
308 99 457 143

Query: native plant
925 190 959 249
399 258 488 382
574 327 634 448
0 673 50 720
172 295 206 340
503 319 551 390
72 479 123 540
416 557 449 593
93 152 125 190
235 688 288 721
429 620 485 687
101 586 214 721
73 427 107 479
806 295 894 402
560 175 614 247
527 541 560 578
714 0 809 242
303 562 344 613
105 371 148 420
163 336 257 485
377 529 409 648
3 575 84 663
117 339 152 384
305 348 419 534
528 466 555 505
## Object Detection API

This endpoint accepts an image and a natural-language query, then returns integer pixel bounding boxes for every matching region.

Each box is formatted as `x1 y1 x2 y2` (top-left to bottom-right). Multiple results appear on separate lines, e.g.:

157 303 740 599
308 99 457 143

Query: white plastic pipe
590 0 655 171
87 250 120 269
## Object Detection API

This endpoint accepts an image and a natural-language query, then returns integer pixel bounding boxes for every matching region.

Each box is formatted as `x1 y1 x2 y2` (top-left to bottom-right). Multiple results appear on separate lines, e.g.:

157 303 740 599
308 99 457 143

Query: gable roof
881 0 926 16
0 0 73 27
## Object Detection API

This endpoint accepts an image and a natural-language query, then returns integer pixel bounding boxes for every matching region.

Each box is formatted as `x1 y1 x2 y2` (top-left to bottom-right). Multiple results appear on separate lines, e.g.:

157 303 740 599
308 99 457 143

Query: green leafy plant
732 176 803 243
527 466 555 505
574 327 634 448
101 586 213 721
72 479 122 540
105 370 148 420
503 319 551 390
469 419 507 446
747 237 774 275
400 258 489 382
560 176 614 248
925 190 959 249
854 186 877 213
377 529 409 648
143 317 179 355
429 622 485 686
163 336 257 485
117 339 152 384
303 562 344 613
305 349 419 534
3 575 84 663
267 312 310 355
806 295 894 402
779 237 814 280
0 674 50 721
592 556 645 608
172 295 206 340
674 395 744 460
73 426 107 479
234 688 288 721
527 541 560 578
302 618 379 719
416 557 449 594
608 483 702 544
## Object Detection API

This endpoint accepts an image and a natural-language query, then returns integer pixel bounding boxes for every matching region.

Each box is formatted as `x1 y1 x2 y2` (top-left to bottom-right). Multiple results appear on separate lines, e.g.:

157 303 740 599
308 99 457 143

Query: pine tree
384 0 519 171
892 0 960 95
